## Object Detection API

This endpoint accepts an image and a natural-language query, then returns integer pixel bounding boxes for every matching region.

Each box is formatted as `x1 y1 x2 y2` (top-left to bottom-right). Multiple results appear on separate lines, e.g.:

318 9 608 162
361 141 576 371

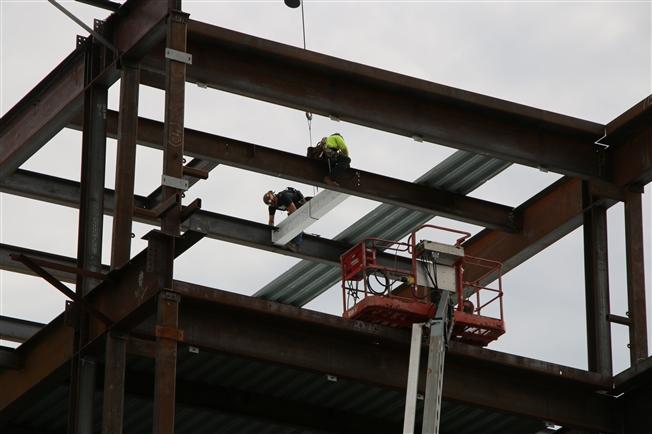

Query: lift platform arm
403 291 453 434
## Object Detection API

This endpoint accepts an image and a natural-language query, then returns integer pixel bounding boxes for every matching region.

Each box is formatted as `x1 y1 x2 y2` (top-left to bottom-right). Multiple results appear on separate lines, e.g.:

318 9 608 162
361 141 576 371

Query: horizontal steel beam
124 368 401 434
463 177 616 282
172 281 618 431
0 242 111 284
0 347 21 370
0 170 430 267
0 0 168 179
68 111 519 231
0 266 625 432
0 316 44 344
136 21 605 180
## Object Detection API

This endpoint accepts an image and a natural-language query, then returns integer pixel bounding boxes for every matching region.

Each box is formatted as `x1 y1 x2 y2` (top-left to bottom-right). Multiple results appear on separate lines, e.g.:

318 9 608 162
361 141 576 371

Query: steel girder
170 281 618 431
0 0 168 179
463 177 618 283
0 266 619 432
607 96 652 187
0 316 44 344
0 170 619 285
67 111 519 231
136 21 605 180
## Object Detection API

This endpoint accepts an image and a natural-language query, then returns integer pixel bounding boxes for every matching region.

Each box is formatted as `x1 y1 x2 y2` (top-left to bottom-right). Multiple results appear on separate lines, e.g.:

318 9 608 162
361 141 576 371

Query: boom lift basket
340 225 506 346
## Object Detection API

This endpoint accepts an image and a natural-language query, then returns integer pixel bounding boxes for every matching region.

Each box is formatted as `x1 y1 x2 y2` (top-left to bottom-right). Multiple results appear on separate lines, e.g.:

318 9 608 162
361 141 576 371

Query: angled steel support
0 0 168 179
69 111 519 231
582 181 612 377
9 254 112 326
111 63 140 269
0 242 109 284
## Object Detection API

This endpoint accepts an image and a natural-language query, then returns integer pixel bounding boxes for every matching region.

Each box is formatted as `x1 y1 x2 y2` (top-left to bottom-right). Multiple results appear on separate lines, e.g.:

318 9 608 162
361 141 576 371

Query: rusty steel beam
70 42 109 434
0 316 44 344
462 176 621 284
0 242 98 284
135 21 606 180
0 272 623 432
624 189 648 364
123 367 402 434
110 64 140 269
0 0 168 179
0 171 351 264
101 332 126 434
170 281 618 432
0 347 21 370
607 96 652 187
582 182 613 376
0 231 204 418
68 111 519 231
464 178 584 280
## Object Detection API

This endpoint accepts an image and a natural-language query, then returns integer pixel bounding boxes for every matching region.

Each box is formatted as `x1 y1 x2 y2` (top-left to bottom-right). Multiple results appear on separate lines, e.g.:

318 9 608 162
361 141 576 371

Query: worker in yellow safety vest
310 133 351 187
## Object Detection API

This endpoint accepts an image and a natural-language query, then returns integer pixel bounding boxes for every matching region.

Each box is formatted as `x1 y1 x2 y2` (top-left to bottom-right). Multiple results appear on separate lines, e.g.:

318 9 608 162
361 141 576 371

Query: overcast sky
1 0 651 374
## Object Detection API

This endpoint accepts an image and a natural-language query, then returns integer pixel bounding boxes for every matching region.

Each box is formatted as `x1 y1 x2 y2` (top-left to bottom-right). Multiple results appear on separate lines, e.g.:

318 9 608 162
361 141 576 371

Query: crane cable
299 2 319 197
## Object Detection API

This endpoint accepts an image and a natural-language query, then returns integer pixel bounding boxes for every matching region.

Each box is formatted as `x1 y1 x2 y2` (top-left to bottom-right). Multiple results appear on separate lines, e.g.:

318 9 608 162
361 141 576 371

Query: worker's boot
323 175 339 187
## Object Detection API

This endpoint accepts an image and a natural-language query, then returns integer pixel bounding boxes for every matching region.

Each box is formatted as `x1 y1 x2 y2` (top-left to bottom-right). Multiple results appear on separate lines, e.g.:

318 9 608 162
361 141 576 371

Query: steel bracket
165 48 192 65
155 325 184 342
161 174 189 191
161 290 181 303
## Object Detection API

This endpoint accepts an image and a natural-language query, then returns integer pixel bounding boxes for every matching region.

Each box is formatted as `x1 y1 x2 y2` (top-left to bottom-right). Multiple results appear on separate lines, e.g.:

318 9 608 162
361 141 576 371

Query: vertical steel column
101 332 126 434
151 7 188 432
153 290 181 434
68 37 108 434
624 188 648 364
161 8 189 236
582 182 613 376
110 64 140 269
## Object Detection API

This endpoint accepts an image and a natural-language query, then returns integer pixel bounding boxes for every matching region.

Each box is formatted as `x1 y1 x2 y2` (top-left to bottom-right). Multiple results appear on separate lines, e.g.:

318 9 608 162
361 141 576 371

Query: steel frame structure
0 1 651 433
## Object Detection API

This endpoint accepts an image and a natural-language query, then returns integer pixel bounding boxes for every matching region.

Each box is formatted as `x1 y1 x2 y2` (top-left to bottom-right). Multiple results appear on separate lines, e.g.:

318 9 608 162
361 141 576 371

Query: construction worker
316 133 350 187
263 187 309 251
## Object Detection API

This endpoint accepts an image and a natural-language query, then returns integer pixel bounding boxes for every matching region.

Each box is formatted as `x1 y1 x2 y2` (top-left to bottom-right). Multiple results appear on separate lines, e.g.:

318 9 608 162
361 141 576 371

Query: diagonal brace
10 253 113 325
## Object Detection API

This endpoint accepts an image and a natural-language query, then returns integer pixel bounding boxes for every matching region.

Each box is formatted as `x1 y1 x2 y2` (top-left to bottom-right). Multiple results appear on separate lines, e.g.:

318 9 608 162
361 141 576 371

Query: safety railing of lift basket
459 255 504 322
341 237 413 312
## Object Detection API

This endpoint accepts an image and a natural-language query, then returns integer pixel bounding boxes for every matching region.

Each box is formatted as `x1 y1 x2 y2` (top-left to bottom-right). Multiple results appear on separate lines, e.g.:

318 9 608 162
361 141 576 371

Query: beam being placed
272 190 349 245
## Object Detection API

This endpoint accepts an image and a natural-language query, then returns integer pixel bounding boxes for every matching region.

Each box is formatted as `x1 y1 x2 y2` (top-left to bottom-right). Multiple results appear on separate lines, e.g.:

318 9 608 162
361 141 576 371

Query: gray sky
1 0 651 374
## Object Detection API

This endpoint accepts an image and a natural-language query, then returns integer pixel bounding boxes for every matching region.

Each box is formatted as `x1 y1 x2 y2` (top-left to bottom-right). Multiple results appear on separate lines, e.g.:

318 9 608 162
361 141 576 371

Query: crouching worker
308 133 351 187
263 187 310 252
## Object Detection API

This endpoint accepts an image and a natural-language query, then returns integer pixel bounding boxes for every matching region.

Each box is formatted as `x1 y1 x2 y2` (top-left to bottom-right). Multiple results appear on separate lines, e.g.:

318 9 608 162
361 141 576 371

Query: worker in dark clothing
263 187 310 251
308 133 351 187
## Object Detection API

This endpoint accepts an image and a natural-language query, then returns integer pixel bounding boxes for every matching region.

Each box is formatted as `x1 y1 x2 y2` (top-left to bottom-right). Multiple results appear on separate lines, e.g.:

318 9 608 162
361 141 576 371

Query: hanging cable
301 1 307 50
299 1 318 196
